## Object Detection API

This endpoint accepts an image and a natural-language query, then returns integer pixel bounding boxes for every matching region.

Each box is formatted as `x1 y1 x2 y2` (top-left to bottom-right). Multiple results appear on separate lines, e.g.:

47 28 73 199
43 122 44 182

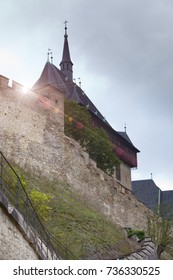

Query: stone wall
0 75 64 180
0 74 151 231
0 189 59 260
63 136 150 229
0 203 39 260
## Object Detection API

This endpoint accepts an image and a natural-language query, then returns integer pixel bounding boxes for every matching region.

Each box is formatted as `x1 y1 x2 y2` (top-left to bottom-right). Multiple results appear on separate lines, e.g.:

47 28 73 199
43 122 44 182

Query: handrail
0 151 75 260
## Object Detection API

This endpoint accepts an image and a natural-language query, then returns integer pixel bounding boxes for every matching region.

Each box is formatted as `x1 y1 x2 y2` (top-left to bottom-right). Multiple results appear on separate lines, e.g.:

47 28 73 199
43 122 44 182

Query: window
115 164 121 181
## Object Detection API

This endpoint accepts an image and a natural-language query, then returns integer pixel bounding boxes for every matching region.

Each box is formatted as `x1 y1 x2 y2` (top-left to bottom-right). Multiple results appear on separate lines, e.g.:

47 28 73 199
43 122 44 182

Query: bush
29 189 52 222
126 227 145 241
64 99 120 175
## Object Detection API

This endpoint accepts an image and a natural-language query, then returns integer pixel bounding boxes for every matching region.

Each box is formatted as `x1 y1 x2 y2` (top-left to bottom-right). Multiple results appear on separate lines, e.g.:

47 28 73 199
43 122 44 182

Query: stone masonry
0 74 151 232
0 75 64 180
0 204 39 260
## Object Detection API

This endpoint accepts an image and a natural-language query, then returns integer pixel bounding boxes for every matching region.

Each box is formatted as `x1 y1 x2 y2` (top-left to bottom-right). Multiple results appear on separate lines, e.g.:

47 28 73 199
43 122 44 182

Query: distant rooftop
132 179 173 214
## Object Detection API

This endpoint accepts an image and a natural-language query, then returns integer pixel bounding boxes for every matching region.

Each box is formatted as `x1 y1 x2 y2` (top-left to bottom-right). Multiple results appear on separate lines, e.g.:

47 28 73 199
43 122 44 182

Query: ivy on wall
64 99 120 175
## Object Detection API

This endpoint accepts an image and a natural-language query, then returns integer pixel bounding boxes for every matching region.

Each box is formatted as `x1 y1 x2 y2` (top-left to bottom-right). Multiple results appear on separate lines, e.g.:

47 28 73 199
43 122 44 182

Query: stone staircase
120 237 158 260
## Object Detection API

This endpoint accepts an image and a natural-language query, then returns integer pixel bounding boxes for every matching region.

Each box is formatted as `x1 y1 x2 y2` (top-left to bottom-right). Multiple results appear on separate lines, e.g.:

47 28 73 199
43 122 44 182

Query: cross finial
47 48 53 63
64 20 68 35
51 53 53 64
78 77 81 88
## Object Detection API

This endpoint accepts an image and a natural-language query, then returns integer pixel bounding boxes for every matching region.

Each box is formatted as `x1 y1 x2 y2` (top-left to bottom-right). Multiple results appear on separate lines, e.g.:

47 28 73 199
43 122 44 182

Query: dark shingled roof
132 179 173 215
60 33 73 66
33 62 139 154
161 190 173 210
33 24 140 167
33 62 70 93
117 131 133 145
32 24 141 158
33 62 109 124
132 179 161 211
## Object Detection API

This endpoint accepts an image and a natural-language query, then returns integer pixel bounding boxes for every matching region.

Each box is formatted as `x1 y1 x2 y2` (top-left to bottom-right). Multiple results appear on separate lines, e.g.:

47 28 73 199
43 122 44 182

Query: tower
59 21 73 81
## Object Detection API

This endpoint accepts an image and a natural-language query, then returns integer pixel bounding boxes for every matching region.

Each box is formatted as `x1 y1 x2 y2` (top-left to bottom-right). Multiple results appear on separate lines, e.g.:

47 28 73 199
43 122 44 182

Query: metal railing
0 151 75 260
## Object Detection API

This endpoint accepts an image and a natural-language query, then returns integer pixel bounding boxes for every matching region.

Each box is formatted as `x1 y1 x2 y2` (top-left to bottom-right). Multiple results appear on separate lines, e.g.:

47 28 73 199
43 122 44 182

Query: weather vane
64 20 68 35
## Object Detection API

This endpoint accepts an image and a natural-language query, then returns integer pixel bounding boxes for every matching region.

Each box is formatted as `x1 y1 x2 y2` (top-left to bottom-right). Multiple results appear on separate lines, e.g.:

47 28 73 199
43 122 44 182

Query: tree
147 205 173 258
64 99 120 175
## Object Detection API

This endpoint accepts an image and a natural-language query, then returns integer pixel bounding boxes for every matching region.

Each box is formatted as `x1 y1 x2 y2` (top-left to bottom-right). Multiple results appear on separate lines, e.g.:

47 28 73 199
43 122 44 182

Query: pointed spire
60 20 73 81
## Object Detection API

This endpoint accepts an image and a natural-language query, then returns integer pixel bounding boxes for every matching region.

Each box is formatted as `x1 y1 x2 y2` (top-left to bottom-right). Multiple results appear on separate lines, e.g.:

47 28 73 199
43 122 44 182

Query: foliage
126 227 145 241
2 162 27 190
38 179 132 259
64 99 120 175
14 167 53 222
2 161 53 222
29 189 52 222
2 161 138 259
147 206 173 258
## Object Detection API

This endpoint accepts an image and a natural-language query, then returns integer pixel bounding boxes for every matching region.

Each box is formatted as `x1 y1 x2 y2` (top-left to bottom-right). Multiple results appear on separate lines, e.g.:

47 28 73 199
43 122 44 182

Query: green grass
6 164 133 259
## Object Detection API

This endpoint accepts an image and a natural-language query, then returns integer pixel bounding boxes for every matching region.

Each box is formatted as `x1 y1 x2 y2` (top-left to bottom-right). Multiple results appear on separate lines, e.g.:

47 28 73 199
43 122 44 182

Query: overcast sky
0 0 172 190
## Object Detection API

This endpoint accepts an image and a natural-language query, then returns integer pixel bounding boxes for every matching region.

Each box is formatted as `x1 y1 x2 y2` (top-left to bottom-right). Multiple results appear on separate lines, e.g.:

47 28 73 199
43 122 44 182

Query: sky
0 0 172 190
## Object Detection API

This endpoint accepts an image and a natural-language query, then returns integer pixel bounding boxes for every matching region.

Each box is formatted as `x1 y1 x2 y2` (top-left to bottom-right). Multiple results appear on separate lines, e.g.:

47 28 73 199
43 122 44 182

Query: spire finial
151 173 153 180
64 20 68 36
50 51 53 64
47 48 53 62
124 123 127 132
78 77 81 88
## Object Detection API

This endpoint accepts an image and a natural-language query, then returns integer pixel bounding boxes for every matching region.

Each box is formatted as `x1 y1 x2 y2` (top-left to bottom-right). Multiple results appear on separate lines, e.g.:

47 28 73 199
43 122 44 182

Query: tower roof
33 61 139 154
60 21 73 66
33 62 64 90
59 21 73 81
33 23 140 166
33 61 108 122
60 35 73 65
117 131 133 145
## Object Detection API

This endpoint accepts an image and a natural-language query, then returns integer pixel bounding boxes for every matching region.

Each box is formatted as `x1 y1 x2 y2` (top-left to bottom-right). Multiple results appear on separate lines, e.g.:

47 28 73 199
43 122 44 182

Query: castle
0 23 172 235
33 23 140 191
1 23 173 260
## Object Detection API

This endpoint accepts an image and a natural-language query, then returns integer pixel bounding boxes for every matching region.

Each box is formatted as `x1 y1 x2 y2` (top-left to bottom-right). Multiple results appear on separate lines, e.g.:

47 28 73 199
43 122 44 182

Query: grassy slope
11 165 135 259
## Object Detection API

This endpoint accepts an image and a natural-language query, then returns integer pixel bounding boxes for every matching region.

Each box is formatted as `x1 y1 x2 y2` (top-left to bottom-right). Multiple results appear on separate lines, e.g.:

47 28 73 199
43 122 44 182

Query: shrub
64 99 120 175
126 227 145 241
